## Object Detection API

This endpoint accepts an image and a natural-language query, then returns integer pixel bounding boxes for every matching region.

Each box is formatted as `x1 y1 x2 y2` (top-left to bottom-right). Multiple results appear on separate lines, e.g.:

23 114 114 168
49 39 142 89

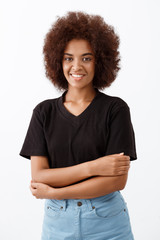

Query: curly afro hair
43 11 121 91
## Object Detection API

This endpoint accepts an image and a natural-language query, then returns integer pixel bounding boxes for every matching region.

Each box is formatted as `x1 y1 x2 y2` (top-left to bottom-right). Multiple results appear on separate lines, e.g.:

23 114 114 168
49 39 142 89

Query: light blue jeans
41 191 134 240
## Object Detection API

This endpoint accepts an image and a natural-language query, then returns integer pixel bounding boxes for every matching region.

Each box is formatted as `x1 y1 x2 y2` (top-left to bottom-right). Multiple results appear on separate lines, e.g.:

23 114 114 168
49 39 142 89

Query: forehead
64 39 93 54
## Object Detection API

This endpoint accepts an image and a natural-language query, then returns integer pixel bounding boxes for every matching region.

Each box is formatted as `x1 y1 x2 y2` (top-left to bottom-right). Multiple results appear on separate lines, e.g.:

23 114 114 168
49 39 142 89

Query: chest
44 109 109 166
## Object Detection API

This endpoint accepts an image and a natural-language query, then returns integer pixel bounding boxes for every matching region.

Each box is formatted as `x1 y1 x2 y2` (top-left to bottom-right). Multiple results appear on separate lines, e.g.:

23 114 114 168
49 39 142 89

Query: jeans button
77 201 82 206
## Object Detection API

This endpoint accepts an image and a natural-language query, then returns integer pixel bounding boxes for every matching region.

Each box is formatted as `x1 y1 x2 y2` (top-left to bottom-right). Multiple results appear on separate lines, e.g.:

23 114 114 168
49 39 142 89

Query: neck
64 87 98 103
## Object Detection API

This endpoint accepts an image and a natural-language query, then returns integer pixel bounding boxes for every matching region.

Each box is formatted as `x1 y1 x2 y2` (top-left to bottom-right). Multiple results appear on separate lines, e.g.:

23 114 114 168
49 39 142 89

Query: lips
69 73 86 81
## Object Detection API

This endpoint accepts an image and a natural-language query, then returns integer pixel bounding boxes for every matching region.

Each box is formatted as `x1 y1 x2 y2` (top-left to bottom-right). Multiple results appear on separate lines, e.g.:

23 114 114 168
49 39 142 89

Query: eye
64 57 73 61
82 57 92 62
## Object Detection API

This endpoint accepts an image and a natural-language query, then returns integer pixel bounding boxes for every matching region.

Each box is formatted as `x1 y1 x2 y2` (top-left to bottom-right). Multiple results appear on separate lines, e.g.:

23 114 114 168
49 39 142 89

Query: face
62 39 95 90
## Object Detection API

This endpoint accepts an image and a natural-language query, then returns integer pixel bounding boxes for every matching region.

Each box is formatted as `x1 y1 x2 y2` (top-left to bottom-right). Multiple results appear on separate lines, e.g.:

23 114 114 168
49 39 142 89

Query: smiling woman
19 11 137 240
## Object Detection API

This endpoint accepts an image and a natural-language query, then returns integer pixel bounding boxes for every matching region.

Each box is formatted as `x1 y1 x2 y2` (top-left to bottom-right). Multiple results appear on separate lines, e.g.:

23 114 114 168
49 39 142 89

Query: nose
72 59 82 71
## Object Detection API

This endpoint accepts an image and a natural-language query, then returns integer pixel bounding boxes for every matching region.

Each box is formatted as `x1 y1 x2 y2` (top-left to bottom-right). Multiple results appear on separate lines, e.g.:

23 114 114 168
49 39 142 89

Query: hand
92 153 130 176
29 180 57 199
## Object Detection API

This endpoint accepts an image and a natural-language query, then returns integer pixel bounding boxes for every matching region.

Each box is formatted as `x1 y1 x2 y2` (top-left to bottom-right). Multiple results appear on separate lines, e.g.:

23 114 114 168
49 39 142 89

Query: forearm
33 161 93 187
32 153 129 188
54 174 128 200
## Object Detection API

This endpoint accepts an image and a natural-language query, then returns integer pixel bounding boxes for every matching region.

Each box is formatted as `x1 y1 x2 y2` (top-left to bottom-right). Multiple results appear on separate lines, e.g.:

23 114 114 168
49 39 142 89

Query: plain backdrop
0 0 160 239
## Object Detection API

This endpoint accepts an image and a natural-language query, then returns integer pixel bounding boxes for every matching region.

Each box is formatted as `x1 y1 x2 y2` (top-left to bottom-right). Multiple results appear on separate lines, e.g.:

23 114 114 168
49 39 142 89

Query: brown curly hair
43 11 121 91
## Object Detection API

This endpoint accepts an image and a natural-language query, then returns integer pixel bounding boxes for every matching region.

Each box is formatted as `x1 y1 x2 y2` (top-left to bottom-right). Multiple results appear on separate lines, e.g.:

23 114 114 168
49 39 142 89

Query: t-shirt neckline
57 88 102 125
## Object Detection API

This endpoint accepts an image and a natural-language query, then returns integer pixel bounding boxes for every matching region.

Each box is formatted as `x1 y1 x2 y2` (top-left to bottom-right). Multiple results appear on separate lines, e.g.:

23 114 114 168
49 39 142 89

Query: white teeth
71 74 84 77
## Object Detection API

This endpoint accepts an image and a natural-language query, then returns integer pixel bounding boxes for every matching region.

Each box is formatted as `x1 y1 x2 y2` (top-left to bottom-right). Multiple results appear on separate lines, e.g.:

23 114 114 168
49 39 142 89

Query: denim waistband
46 191 121 212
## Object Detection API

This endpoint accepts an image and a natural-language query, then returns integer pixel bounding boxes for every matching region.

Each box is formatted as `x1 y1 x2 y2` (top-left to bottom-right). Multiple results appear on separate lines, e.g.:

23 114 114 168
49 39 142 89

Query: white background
0 0 160 239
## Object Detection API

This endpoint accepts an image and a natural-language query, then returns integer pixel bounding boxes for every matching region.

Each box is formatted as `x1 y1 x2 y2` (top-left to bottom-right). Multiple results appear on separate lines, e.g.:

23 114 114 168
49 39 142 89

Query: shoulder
99 91 129 113
33 97 59 115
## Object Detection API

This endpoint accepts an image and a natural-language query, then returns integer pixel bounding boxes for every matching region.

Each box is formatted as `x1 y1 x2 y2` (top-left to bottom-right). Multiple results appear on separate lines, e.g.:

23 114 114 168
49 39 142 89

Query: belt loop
85 199 94 211
63 199 67 211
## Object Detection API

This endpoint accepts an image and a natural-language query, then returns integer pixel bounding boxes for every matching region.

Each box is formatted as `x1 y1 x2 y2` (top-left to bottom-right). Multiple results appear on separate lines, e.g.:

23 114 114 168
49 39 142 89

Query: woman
20 11 137 240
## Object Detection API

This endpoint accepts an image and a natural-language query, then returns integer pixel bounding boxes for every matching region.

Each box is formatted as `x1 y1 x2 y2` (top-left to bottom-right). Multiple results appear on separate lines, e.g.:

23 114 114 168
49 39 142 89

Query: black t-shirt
19 88 137 168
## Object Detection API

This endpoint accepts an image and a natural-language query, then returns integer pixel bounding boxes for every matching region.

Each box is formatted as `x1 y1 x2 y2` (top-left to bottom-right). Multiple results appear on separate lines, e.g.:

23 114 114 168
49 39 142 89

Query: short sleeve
105 104 137 160
19 107 48 160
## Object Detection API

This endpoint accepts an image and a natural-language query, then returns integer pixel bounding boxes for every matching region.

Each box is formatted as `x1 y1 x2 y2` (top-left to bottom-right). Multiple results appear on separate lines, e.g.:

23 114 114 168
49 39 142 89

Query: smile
70 74 85 77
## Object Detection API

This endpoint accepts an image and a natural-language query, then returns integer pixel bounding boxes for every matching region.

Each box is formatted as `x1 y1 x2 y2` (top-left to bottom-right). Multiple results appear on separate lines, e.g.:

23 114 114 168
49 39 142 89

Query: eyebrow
64 53 93 56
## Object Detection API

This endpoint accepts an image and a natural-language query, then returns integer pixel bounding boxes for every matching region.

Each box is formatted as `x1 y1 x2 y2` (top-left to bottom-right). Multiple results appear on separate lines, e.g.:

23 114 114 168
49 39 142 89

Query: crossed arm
30 154 130 200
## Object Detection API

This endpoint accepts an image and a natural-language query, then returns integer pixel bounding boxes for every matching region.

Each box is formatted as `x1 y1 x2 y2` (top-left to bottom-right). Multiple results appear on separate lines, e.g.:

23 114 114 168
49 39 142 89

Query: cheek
88 64 95 75
62 63 70 73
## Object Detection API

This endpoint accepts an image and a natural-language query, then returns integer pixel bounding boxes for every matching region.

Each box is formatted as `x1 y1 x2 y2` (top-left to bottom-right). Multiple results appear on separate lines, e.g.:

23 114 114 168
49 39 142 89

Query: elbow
118 182 127 191
32 174 39 183
31 170 44 183
116 174 128 191
31 156 49 183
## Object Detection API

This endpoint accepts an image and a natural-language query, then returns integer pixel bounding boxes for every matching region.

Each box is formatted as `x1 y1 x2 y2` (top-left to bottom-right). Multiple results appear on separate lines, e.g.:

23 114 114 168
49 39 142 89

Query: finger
116 159 130 167
119 155 130 160
110 154 130 161
29 184 35 191
118 160 130 166
125 155 130 160
31 182 38 189
118 162 130 169
30 186 37 196
119 152 124 155
117 156 130 161
118 166 130 173
29 185 34 194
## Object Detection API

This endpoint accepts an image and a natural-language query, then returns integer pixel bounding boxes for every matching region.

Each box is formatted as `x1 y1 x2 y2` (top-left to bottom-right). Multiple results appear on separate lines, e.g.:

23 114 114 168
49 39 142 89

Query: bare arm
30 173 128 200
54 173 128 199
31 156 91 187
31 153 130 188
